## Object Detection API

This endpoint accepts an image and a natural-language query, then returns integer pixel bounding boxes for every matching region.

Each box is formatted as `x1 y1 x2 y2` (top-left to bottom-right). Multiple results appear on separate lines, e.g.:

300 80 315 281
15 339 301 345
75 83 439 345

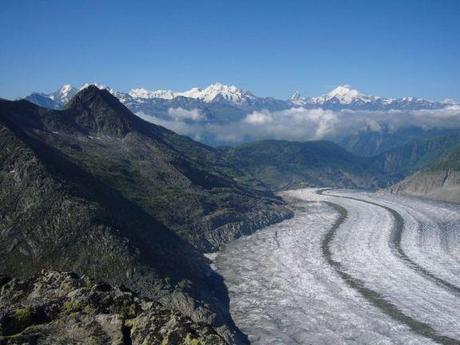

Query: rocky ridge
0 270 226 345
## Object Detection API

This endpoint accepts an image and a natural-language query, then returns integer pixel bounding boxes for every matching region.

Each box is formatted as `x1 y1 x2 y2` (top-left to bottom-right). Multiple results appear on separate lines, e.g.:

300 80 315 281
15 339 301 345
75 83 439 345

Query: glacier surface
214 189 460 345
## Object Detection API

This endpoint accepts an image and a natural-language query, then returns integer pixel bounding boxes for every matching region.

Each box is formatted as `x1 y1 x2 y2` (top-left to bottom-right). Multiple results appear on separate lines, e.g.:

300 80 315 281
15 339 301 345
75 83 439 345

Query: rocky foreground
0 271 226 345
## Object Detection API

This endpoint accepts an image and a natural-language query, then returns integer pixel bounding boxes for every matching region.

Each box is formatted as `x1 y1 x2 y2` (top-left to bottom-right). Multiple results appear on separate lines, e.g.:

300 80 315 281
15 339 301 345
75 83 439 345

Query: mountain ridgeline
338 127 460 157
0 86 295 344
25 83 457 148
221 140 387 190
219 131 460 191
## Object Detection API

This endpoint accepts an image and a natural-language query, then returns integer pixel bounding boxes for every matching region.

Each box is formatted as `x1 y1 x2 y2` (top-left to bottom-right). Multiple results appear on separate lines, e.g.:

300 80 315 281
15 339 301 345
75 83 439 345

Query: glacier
214 189 460 345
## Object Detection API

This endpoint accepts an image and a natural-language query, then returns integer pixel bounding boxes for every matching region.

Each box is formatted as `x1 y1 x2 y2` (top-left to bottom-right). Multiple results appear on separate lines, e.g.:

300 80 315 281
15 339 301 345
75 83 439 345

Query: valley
2 2 459 344
1 85 459 344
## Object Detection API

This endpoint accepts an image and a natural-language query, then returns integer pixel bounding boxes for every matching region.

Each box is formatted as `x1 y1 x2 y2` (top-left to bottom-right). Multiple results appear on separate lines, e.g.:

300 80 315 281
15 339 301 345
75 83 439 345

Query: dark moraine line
317 189 460 345
323 190 460 297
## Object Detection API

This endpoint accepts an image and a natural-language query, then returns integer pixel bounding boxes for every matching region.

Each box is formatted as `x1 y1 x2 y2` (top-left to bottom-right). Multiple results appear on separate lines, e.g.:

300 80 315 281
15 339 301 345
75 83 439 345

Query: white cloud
244 111 273 124
167 107 204 121
136 105 460 144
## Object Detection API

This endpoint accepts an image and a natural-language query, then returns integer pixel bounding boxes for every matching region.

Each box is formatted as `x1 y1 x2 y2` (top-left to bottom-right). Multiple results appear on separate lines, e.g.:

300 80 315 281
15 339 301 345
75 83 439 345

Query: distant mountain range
17 84 460 201
25 83 455 112
17 84 460 198
23 83 460 153
290 84 452 110
24 82 287 111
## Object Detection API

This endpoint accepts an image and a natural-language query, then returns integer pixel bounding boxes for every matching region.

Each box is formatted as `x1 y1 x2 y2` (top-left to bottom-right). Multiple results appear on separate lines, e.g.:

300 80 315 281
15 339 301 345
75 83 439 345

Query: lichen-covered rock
0 271 226 345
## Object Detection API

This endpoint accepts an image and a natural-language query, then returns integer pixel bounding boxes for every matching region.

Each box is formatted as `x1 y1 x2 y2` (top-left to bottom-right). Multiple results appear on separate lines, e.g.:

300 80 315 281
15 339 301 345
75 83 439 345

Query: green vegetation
14 307 31 321
184 334 205 345
63 300 82 313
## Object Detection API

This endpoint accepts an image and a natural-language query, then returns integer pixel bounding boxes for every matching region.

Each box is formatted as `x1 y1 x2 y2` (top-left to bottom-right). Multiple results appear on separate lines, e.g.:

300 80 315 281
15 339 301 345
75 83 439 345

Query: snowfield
214 189 460 345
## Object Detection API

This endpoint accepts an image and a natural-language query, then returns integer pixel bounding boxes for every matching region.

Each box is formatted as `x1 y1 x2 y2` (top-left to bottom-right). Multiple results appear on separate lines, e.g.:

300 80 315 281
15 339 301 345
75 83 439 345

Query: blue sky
1 0 459 100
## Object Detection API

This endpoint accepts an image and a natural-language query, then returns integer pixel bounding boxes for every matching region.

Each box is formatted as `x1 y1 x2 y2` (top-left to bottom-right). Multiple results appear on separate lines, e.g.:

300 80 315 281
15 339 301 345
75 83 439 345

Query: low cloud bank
137 105 460 144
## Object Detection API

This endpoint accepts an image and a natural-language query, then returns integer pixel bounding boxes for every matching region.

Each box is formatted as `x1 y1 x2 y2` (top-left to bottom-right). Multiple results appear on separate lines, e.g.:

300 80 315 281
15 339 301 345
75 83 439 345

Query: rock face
389 170 460 203
0 270 226 345
388 147 460 203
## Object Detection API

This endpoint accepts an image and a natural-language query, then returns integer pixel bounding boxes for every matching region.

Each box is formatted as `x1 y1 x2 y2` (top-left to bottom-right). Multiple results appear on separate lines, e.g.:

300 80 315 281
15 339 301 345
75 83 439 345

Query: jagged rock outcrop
0 270 227 345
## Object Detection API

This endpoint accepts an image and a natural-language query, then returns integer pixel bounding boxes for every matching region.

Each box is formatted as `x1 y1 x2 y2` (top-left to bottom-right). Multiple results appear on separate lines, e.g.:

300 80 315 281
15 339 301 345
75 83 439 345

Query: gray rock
0 270 227 345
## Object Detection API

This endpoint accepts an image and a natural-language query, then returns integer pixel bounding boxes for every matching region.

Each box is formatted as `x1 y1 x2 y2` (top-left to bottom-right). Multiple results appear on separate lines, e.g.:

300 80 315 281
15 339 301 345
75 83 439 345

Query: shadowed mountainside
220 133 460 195
0 86 296 344
221 140 389 190
374 132 460 177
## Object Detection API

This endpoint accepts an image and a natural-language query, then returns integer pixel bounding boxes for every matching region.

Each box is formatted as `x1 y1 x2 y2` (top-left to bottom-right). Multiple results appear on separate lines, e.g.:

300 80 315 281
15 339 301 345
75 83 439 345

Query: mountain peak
180 82 255 103
65 84 123 114
79 82 109 91
58 84 74 95
68 84 110 104
126 82 255 104
290 91 302 101
326 85 363 103
50 84 78 104
306 84 379 105
65 84 140 136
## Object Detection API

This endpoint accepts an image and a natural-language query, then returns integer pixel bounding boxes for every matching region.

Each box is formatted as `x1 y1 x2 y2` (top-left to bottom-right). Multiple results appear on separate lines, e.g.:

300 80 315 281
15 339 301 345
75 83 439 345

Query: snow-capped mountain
50 84 79 105
291 85 374 106
26 82 261 108
179 83 256 104
24 84 80 109
24 82 454 112
129 83 256 105
129 88 175 100
312 85 378 104
19 82 460 148
25 83 126 109
290 85 451 110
